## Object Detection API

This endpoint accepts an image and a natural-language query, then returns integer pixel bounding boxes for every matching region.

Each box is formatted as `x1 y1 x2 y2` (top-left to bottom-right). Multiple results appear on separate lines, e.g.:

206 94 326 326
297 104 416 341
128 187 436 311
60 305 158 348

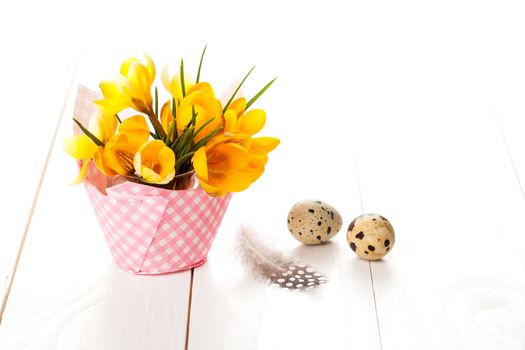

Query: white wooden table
1 1 525 349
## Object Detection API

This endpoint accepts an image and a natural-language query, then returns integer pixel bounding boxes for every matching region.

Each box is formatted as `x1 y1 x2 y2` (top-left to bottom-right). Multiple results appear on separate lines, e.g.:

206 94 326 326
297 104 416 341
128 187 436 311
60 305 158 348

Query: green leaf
196 45 207 83
193 126 222 150
167 123 174 142
193 116 216 139
146 110 165 139
154 87 159 119
171 98 178 139
245 77 277 110
73 118 104 146
180 59 186 98
222 66 255 114
175 151 195 167
180 109 198 132
191 106 197 125
173 127 194 153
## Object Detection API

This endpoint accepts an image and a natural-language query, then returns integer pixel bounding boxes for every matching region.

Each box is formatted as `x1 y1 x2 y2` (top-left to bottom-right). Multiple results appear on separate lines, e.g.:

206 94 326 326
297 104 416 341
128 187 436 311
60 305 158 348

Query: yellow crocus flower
229 97 247 116
88 111 118 143
95 54 156 117
161 65 194 105
237 109 266 135
100 115 151 177
223 98 266 136
62 135 99 185
193 134 279 196
176 82 224 143
160 100 174 140
249 136 280 155
193 140 252 196
62 111 118 184
134 140 176 184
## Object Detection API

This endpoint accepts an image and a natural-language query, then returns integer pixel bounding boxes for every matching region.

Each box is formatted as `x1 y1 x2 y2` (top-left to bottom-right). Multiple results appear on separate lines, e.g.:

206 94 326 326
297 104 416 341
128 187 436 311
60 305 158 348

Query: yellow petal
241 161 265 182
161 64 171 92
237 109 266 135
209 168 253 192
94 98 129 116
117 115 150 152
103 134 135 176
176 88 224 143
187 82 215 98
152 143 176 178
171 73 195 102
162 64 194 103
160 100 173 136
88 111 117 143
94 147 117 176
212 143 249 170
128 62 150 96
204 134 231 150
120 57 135 76
117 74 142 101
133 140 175 184
99 55 155 116
230 98 246 117
62 135 97 160
250 137 280 154
120 56 154 82
99 80 123 99
198 179 227 197
193 146 209 182
140 166 175 184
70 160 90 185
143 53 156 83
230 133 252 149
223 109 238 134
248 151 269 166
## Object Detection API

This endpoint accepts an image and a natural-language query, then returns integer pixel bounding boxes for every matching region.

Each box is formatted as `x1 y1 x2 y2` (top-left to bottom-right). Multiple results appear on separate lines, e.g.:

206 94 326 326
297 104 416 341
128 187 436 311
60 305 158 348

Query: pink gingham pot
85 180 231 274
73 85 231 274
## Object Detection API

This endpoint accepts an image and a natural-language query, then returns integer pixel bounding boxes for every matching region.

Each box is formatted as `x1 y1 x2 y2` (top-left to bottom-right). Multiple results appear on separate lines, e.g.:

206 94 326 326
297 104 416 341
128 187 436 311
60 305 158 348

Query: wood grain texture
477 1 525 200
189 194 380 350
2 0 525 348
0 81 191 350
352 59 525 349
0 0 86 304
188 81 381 348
484 74 525 200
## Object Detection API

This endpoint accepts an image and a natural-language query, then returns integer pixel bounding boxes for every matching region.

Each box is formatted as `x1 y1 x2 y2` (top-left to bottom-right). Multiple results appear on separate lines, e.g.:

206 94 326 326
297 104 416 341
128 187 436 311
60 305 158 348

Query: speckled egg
287 200 343 245
347 213 395 260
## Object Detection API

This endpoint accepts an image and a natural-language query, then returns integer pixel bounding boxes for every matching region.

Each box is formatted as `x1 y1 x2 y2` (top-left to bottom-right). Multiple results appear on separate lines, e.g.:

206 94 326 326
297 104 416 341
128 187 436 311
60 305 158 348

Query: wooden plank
188 82 380 349
189 192 380 349
483 73 525 199
0 1 85 310
476 1 525 197
0 3 221 346
0 76 191 350
352 61 525 349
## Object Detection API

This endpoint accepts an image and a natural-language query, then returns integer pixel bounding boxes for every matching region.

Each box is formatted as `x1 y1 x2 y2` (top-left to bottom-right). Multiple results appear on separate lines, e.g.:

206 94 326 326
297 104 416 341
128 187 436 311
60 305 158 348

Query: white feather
236 225 296 281
236 224 328 290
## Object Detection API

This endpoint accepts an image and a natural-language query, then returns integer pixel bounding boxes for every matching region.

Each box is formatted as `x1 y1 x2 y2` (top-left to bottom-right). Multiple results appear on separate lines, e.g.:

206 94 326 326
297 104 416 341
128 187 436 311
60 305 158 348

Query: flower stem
147 111 166 139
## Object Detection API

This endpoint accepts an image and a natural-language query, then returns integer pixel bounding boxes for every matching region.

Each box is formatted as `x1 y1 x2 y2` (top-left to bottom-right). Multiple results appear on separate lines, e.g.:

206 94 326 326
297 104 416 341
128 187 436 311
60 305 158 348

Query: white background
1 0 525 349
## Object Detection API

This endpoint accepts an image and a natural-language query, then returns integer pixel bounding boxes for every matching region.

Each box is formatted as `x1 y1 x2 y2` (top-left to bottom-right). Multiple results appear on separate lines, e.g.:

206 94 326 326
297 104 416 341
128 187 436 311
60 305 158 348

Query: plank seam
354 149 365 214
483 80 525 201
0 54 81 325
185 268 195 350
355 146 384 350
369 262 384 350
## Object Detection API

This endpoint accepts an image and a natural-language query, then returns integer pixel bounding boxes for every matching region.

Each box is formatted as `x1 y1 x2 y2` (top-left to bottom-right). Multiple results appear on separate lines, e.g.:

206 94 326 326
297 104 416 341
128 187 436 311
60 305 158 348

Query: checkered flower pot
84 178 231 274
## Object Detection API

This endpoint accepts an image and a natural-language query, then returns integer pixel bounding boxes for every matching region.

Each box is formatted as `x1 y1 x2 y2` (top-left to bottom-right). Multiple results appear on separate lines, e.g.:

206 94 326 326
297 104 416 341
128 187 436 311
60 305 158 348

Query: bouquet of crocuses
63 48 279 196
